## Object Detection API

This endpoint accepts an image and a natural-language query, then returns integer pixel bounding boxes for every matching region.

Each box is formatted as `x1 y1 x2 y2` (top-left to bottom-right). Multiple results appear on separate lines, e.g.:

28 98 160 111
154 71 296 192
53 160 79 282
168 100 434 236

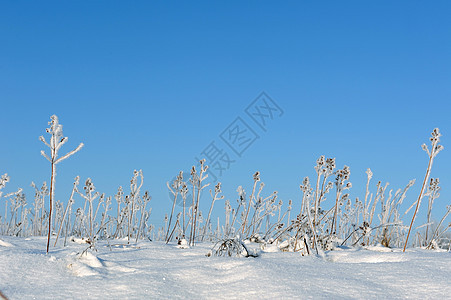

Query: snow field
1 236 450 299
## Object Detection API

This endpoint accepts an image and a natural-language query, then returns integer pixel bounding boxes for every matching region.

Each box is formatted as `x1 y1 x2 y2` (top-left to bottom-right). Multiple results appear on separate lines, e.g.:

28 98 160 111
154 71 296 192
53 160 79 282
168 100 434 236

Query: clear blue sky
1 1 450 227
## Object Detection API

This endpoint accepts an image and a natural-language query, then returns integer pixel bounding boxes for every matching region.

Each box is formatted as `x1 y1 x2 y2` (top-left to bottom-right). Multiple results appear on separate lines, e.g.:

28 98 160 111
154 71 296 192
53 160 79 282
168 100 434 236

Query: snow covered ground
1 236 450 299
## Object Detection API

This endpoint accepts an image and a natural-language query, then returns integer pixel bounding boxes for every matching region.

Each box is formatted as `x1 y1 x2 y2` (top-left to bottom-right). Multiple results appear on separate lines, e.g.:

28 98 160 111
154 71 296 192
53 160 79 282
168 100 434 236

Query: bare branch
55 143 84 164
39 136 51 148
40 150 52 162
55 137 68 152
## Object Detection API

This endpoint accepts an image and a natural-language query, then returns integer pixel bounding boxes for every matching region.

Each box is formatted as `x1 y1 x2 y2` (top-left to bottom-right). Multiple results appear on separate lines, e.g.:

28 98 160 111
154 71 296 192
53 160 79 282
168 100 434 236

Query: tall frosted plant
331 166 351 235
166 171 184 242
201 182 224 241
425 178 440 245
0 174 9 196
189 160 209 246
40 115 84 253
241 172 260 234
127 170 144 243
31 182 49 236
403 128 443 252
0 174 9 234
76 178 100 243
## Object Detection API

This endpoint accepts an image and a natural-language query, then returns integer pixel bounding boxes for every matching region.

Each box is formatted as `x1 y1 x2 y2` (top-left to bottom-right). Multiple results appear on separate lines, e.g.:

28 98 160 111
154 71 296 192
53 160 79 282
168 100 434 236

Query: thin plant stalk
54 176 79 246
403 128 443 252
241 172 260 235
40 115 83 253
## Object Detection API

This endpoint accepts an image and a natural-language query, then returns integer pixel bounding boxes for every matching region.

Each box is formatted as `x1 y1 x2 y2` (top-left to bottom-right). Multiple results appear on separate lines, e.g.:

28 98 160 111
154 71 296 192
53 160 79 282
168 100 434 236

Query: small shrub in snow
212 237 258 258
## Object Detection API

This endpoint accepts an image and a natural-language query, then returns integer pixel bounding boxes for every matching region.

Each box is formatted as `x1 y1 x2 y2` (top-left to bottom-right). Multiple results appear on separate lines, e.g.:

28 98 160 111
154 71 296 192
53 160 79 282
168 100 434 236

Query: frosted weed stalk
54 176 79 246
189 159 210 246
403 128 444 252
76 178 101 244
40 115 83 253
30 182 49 236
0 174 9 233
422 179 450 249
4 188 26 236
201 182 224 241
166 171 184 242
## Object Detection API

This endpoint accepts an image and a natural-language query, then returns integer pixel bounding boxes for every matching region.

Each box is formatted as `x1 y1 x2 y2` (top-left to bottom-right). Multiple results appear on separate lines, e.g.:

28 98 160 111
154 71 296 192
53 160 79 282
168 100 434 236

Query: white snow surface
1 236 450 299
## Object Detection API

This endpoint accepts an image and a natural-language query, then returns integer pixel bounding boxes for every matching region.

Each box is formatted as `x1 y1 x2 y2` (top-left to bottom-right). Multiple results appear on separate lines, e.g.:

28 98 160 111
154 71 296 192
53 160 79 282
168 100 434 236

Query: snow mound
176 238 189 249
261 243 279 253
67 251 137 277
366 245 397 252
0 239 13 247
67 252 103 277
70 237 90 244
67 260 100 277
102 260 136 273
79 252 103 268
326 249 407 264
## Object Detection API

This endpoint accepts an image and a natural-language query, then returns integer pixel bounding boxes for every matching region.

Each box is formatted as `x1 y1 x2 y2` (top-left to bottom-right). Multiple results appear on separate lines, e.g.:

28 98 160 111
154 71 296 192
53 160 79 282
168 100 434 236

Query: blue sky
1 1 450 227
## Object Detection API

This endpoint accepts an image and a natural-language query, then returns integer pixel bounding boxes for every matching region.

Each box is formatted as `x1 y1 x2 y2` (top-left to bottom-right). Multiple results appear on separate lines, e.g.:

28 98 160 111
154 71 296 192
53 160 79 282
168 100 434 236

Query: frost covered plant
234 174 279 240
425 206 451 249
338 195 360 245
54 176 79 246
0 173 9 192
226 186 246 237
363 168 373 224
211 237 258 257
421 179 450 249
212 173 279 242
240 171 261 235
166 171 184 242
376 180 414 247
113 186 125 238
259 192 282 238
189 159 210 246
136 191 151 243
0 174 10 233
5 188 26 236
180 182 188 236
110 173 150 242
76 178 100 243
241 172 261 233
201 182 224 241
30 181 49 236
224 199 232 236
99 195 112 239
294 177 316 253
306 156 336 240
339 173 415 248
127 170 144 243
40 115 83 253
331 166 351 235
403 128 443 252
313 156 326 220
425 178 440 244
